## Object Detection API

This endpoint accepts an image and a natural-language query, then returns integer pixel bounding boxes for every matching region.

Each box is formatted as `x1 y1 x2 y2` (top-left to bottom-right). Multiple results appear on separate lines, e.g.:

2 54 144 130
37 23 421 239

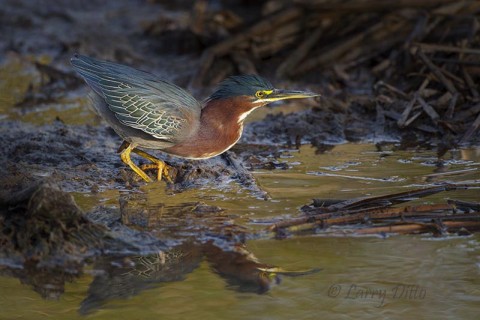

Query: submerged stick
270 185 479 236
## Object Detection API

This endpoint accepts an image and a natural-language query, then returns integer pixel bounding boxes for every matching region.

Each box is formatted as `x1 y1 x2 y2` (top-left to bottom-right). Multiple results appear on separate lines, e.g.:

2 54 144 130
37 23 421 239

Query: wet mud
0 119 266 193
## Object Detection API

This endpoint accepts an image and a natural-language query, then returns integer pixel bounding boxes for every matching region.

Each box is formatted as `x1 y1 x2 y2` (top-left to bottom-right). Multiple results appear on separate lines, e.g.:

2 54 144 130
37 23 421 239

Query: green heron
71 54 319 182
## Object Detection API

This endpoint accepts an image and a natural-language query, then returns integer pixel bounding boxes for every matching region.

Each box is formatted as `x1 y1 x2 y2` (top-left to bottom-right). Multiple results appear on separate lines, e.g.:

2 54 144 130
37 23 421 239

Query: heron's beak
261 89 320 103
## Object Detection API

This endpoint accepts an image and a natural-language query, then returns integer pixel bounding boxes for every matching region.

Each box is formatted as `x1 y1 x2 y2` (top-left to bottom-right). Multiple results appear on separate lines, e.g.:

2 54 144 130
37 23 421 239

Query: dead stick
286 221 480 236
325 185 450 211
417 96 440 122
429 58 480 66
462 67 480 100
191 8 302 87
367 204 454 219
323 204 454 225
268 213 335 231
448 199 480 211
353 221 480 235
252 20 303 58
300 0 458 12
325 185 471 214
252 34 298 58
294 17 403 75
416 48 458 94
273 185 475 231
459 112 480 144
398 78 429 127
419 78 430 91
433 0 480 14
424 168 478 178
376 81 409 99
445 92 459 120
398 95 417 127
413 42 480 55
404 111 423 127
454 103 480 121
276 26 323 78
230 51 257 74
440 66 466 87
375 103 385 138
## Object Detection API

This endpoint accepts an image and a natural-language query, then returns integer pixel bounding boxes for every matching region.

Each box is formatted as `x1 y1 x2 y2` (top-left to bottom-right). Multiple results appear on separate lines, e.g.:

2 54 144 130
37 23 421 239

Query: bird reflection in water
79 240 283 315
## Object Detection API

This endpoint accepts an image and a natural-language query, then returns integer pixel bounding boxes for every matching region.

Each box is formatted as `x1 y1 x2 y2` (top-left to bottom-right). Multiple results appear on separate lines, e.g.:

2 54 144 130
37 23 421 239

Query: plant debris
185 0 480 148
268 185 480 237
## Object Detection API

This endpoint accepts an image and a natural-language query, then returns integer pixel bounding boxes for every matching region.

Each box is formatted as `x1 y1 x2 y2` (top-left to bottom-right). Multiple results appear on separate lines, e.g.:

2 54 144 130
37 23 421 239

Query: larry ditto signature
327 283 426 307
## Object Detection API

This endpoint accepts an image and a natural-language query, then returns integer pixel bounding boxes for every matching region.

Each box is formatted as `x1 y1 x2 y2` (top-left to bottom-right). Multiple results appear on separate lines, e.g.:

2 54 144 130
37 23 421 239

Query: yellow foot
118 141 174 183
120 143 152 182
140 162 173 183
132 148 173 183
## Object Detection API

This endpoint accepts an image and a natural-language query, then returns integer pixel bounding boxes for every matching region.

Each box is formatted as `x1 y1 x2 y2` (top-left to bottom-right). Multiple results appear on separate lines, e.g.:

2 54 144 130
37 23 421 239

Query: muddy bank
0 120 270 194
0 179 171 266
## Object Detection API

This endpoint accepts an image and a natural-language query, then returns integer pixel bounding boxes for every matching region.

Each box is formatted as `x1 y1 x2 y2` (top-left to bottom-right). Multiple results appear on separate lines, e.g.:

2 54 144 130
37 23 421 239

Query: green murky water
2 236 479 319
1 143 479 319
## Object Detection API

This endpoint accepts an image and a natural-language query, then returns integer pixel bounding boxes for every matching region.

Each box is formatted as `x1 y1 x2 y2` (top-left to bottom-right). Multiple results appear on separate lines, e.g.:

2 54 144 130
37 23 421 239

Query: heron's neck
202 96 257 128
195 97 257 157
162 97 257 159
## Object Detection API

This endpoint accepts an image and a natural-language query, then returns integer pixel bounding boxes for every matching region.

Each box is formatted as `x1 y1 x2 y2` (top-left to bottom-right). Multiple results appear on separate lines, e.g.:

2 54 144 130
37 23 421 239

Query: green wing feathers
71 54 200 141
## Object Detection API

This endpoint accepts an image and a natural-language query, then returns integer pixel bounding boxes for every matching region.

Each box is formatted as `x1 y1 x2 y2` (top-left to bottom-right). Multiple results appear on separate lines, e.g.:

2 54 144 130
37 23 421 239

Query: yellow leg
133 149 173 183
120 143 152 182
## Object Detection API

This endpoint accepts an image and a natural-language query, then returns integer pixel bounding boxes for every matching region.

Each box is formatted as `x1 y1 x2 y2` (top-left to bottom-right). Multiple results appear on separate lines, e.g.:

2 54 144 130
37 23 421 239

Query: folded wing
71 54 200 142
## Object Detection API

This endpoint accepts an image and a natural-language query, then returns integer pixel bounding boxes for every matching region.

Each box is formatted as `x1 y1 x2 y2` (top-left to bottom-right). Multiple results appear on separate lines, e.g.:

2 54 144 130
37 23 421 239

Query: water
1 144 479 319
1 237 479 319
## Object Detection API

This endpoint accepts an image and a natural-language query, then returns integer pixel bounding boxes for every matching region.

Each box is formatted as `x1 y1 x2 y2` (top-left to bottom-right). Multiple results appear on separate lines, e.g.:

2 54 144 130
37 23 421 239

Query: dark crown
209 75 274 100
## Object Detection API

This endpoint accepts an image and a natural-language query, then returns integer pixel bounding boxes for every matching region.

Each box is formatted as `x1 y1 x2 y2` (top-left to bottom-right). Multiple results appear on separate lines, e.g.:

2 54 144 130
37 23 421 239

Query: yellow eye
255 91 265 98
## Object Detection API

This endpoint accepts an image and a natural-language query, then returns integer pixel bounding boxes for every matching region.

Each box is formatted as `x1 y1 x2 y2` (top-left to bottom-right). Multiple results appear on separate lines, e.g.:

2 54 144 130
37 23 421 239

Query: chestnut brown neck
163 96 259 159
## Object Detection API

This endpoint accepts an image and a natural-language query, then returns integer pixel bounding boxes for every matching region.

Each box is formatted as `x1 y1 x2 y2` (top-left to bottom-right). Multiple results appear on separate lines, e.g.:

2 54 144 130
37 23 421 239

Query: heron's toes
162 165 174 183
140 162 174 183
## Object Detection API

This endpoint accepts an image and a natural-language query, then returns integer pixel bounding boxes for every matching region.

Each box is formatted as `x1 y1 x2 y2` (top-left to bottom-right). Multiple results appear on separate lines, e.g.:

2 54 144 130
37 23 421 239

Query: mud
0 119 269 194
0 177 171 265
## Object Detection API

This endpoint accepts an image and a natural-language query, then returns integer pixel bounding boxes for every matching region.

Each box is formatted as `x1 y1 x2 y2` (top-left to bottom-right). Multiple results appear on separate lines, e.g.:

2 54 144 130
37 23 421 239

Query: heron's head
208 75 319 107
